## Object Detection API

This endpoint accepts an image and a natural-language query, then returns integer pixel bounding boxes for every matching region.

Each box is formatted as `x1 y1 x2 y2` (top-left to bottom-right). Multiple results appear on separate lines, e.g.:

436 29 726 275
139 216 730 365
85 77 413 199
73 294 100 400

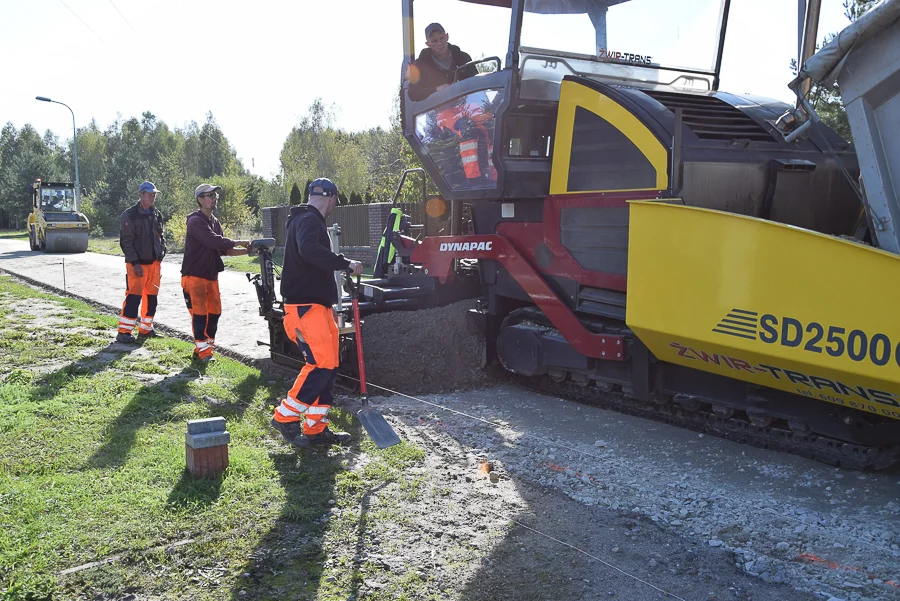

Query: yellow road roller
27 178 90 253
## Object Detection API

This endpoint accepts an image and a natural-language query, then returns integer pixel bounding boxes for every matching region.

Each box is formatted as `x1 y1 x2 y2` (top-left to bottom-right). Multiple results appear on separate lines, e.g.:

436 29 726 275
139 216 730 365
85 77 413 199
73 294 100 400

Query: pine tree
289 183 301 205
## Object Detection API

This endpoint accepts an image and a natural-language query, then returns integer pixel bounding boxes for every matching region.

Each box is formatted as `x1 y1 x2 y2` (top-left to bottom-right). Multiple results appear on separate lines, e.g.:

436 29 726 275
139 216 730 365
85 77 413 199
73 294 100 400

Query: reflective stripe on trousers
119 261 161 334
272 303 339 436
181 275 221 359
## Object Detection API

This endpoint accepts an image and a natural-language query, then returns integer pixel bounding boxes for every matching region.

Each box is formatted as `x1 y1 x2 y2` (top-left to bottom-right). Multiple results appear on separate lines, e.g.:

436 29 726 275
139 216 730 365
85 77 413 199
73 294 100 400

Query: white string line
336 373 690 600
485 508 689 601
337 372 618 463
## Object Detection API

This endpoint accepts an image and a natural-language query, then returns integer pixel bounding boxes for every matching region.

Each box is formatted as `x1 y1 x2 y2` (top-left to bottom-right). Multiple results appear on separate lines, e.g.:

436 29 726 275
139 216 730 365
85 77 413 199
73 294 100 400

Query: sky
0 0 856 181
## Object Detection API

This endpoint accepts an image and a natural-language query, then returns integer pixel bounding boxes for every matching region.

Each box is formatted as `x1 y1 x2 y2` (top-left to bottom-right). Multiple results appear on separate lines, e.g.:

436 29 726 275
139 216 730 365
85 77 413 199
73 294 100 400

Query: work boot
192 352 215 364
270 418 310 447
138 329 161 339
306 428 352 446
116 332 137 344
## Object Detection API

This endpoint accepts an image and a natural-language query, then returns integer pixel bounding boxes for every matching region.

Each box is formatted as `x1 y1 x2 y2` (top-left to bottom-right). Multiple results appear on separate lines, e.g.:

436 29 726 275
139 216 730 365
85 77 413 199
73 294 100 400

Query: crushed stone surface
359 299 501 395
374 385 900 601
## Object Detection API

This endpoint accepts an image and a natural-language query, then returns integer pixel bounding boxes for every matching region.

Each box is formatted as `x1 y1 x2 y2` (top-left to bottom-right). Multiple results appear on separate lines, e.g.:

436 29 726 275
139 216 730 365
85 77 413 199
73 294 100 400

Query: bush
78 194 104 237
164 211 189 253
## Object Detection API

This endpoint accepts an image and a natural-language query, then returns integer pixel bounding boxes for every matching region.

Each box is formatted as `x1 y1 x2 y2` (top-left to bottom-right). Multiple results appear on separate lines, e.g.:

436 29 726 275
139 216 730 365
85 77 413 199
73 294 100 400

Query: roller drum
44 230 89 253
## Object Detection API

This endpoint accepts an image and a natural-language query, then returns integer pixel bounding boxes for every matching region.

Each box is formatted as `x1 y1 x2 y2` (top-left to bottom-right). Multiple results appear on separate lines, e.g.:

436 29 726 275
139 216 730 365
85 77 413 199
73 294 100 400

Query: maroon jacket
180 210 235 281
408 44 475 101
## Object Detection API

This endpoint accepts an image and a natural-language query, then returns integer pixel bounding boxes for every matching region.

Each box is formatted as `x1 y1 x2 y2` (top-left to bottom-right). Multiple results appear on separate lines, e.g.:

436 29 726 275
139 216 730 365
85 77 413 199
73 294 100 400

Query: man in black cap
271 177 363 448
407 22 476 101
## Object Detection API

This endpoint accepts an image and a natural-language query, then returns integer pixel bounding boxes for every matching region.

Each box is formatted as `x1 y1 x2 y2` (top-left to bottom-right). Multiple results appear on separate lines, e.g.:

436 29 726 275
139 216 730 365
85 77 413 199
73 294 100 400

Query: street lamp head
35 94 80 210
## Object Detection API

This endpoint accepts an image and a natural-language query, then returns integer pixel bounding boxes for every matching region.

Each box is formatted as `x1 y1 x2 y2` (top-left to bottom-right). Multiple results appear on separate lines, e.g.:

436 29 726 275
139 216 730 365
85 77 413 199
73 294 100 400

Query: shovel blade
358 408 401 449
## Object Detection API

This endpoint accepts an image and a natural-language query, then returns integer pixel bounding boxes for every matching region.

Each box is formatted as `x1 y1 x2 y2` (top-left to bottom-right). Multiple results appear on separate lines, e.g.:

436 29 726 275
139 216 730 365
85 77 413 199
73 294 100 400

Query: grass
86 236 122 256
84 235 286 276
3 228 376 277
222 247 285 273
0 274 427 601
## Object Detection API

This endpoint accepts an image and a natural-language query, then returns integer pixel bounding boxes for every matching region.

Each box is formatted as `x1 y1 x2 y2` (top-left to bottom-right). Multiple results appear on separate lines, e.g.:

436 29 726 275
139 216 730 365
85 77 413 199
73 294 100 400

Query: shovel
347 270 401 449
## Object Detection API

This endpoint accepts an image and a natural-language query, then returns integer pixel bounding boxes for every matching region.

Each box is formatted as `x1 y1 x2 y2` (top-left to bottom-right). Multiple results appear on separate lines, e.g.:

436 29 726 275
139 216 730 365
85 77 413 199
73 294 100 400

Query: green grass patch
222 247 284 274
0 230 28 239
81 236 377 277
86 236 122 257
0 274 432 601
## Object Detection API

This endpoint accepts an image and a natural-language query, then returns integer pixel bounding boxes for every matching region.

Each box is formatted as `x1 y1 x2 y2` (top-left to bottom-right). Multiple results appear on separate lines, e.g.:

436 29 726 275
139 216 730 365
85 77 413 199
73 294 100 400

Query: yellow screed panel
550 79 668 195
626 200 900 421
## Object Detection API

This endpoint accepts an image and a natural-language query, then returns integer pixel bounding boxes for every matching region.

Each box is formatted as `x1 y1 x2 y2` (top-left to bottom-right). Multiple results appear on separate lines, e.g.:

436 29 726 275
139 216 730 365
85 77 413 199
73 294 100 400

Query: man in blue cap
117 181 166 343
407 22 475 101
271 177 363 448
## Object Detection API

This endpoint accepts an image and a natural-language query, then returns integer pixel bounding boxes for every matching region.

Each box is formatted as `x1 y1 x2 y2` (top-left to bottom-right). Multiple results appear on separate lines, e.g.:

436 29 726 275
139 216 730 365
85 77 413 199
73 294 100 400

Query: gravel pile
359 299 499 395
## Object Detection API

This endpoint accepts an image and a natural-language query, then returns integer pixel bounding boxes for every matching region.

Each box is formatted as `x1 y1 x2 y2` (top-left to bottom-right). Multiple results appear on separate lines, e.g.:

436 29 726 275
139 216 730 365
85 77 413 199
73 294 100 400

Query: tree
796 0 879 141
73 120 109 194
279 99 370 202
192 112 241 179
289 183 301 205
0 124 65 224
0 107 254 238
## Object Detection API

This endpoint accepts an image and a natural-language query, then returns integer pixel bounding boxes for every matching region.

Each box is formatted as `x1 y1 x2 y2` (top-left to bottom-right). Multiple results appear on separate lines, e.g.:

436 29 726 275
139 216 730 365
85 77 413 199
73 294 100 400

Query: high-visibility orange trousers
181 275 221 360
272 304 339 436
118 261 161 335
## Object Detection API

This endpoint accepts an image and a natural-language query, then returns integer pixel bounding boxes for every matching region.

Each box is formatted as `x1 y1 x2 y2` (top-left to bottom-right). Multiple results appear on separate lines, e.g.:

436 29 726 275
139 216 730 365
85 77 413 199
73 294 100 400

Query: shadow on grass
346 480 391 596
228 415 365 600
29 339 134 394
85 365 263 470
23 335 260 470
166 468 225 509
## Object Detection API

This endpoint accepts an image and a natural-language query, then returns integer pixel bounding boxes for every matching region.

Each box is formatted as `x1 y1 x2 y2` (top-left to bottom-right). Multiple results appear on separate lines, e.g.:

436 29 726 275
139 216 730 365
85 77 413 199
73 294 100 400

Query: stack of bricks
261 206 291 248
185 416 230 479
367 203 393 250
261 207 276 241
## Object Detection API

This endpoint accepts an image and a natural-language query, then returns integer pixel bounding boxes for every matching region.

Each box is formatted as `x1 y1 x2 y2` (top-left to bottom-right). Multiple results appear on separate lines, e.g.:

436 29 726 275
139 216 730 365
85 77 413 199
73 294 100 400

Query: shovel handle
352 295 368 403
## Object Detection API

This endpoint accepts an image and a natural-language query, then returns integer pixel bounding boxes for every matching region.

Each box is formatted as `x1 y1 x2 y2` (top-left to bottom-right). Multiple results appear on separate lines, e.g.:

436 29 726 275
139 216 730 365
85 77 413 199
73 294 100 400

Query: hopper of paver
626 200 900 424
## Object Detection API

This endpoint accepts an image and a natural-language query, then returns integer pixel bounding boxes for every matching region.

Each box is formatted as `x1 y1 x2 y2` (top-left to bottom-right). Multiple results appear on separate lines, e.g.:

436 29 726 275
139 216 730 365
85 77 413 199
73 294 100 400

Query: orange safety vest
436 100 498 182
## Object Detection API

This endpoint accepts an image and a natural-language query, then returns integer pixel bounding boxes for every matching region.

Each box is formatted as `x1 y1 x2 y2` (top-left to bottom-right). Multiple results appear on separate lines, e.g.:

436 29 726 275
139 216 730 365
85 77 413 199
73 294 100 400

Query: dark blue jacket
281 205 351 306
119 202 166 265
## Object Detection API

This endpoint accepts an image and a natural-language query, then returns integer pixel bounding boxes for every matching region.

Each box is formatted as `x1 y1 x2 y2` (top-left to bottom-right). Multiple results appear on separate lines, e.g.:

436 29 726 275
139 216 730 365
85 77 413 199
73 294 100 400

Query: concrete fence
262 202 441 265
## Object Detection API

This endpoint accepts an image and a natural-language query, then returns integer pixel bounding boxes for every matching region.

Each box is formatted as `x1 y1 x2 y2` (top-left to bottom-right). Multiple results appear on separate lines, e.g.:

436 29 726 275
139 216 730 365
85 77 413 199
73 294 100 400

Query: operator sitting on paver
270 177 363 448
407 22 476 101
117 181 166 343
180 184 250 363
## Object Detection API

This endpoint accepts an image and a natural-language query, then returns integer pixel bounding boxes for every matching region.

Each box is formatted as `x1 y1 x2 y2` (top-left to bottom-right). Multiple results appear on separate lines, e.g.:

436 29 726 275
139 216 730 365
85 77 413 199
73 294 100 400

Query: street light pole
35 96 81 211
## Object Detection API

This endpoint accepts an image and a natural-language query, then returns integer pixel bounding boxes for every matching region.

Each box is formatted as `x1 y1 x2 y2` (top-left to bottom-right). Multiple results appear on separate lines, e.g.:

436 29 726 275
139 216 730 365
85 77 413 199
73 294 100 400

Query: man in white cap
180 183 250 363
